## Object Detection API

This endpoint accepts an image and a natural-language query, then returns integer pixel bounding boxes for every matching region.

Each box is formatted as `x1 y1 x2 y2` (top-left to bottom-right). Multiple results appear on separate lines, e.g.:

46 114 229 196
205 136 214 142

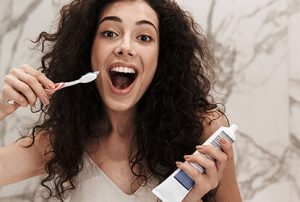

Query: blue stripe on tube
174 170 194 190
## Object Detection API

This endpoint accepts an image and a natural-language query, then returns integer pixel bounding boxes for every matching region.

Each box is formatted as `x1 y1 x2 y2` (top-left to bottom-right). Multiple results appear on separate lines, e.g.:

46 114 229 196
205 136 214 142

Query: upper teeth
110 66 136 74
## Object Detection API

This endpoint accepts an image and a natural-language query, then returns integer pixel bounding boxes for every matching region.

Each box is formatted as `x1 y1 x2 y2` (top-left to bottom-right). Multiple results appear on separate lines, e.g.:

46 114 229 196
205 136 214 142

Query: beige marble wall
178 0 300 201
0 0 299 201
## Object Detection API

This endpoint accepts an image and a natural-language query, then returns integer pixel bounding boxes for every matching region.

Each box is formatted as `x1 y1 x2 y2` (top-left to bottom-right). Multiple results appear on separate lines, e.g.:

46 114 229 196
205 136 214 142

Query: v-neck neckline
84 152 144 197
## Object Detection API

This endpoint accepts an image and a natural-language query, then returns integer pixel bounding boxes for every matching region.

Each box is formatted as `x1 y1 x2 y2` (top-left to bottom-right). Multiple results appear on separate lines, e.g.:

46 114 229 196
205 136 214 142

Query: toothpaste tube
152 124 238 202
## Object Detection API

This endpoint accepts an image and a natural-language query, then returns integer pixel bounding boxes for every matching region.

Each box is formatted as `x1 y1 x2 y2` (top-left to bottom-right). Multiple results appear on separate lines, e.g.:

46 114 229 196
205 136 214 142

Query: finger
176 161 206 183
197 145 228 166
5 75 37 107
176 161 219 193
11 68 50 105
219 137 234 160
2 85 28 107
196 145 228 179
184 154 218 177
20 64 55 89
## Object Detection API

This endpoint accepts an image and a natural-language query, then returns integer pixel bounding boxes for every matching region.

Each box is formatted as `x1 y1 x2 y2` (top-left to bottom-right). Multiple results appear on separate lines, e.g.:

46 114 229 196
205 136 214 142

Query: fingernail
48 83 55 89
47 91 55 95
220 137 226 144
184 155 190 160
176 161 182 167
196 145 204 150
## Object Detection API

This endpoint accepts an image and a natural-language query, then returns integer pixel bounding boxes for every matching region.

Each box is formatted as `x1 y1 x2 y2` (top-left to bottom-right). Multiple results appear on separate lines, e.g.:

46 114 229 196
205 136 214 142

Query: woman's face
91 0 159 112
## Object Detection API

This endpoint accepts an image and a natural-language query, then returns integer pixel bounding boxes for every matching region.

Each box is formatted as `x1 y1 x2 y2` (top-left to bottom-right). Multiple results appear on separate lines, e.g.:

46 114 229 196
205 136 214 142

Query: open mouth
109 66 137 90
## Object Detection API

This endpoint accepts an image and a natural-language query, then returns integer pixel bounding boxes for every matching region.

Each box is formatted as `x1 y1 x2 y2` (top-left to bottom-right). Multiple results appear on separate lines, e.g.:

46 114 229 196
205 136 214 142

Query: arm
0 135 50 186
202 112 242 202
0 64 55 185
179 110 242 202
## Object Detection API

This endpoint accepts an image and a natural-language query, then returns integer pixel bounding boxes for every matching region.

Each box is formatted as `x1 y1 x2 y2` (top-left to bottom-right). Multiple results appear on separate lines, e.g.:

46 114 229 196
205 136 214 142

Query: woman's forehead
99 0 159 28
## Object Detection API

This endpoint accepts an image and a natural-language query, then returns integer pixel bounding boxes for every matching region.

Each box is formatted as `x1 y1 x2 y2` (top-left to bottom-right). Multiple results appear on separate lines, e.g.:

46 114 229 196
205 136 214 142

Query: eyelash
100 30 153 42
101 30 118 38
137 34 153 42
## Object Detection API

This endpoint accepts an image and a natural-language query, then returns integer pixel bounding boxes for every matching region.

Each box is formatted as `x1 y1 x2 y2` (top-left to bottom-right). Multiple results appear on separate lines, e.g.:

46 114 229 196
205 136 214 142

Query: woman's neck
87 107 137 163
106 107 136 139
93 107 136 160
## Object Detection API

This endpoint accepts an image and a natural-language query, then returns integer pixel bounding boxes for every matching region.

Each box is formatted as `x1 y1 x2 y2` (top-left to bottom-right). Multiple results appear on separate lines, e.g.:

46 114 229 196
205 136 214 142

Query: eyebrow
99 16 158 33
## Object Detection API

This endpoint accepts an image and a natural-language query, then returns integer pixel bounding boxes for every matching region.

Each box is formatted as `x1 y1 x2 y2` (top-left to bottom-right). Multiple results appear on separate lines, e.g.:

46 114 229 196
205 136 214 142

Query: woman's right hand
0 64 55 120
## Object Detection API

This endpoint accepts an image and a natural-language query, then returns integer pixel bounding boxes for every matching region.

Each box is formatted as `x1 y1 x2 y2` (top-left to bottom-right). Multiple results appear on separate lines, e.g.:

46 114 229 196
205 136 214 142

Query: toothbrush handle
63 80 80 87
45 80 81 94
45 82 65 94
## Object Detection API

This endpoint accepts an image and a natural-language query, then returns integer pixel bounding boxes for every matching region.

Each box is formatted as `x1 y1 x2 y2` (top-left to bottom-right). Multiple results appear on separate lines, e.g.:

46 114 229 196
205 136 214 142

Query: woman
0 0 242 201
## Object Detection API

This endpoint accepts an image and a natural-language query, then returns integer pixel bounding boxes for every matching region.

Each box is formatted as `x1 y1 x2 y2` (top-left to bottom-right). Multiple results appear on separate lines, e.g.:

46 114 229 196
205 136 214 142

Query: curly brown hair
25 0 221 201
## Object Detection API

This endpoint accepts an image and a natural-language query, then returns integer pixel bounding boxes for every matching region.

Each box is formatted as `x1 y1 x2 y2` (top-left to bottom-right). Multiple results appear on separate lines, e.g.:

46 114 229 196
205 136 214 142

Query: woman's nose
114 38 136 57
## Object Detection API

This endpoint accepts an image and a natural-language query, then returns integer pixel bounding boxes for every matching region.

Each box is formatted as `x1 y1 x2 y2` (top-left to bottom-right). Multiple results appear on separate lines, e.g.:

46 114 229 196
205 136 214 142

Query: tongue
112 75 131 89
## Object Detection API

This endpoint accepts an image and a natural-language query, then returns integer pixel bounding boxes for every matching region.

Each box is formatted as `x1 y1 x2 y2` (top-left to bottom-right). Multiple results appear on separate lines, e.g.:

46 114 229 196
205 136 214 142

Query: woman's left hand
176 137 234 202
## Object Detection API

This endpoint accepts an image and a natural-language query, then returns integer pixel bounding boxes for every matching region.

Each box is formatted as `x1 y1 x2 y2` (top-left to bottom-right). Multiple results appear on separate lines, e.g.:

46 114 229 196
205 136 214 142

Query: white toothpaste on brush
152 124 238 202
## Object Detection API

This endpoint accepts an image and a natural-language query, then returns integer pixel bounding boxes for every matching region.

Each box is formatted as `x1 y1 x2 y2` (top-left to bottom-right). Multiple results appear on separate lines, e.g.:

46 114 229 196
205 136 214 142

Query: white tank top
63 153 160 202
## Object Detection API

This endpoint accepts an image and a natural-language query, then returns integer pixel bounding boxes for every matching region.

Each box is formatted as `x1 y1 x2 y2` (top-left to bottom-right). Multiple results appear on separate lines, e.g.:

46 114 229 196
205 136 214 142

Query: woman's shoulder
199 109 229 143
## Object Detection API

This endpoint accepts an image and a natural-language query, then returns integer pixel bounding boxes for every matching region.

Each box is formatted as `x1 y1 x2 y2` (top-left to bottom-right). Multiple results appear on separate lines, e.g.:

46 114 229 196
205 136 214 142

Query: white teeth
110 66 136 74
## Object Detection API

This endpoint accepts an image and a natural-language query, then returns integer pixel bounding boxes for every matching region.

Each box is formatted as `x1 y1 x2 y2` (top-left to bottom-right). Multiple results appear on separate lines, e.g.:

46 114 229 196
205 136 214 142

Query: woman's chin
104 100 137 113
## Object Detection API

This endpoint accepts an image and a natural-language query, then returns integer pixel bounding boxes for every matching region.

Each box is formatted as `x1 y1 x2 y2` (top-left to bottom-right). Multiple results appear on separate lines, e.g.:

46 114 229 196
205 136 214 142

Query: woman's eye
101 30 118 38
137 34 152 42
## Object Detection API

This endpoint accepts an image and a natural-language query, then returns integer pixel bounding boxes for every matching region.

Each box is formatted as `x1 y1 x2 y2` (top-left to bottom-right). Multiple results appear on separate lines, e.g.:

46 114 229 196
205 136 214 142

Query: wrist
0 110 6 121
182 198 203 202
0 109 8 121
182 190 204 202
0 103 12 121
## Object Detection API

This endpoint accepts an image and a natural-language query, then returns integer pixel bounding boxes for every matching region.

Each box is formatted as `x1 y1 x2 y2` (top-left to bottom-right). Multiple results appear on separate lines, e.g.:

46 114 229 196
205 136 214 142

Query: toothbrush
45 71 99 94
7 71 99 105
